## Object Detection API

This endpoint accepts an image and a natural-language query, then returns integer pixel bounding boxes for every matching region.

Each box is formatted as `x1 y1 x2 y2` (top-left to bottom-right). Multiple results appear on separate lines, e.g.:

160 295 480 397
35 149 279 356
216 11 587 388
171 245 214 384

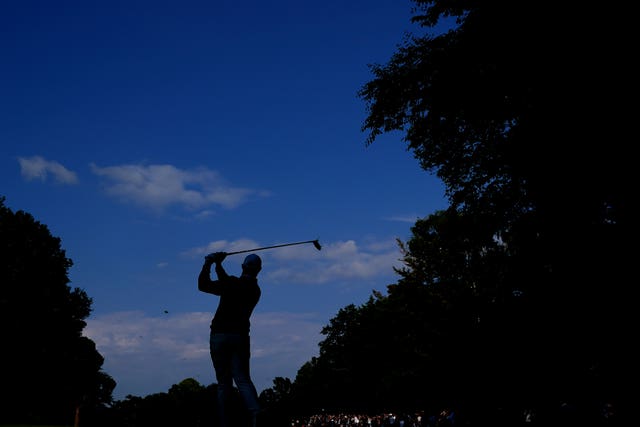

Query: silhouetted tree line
1 1 632 425
65 376 290 427
101 378 217 427
0 196 116 426
283 0 632 425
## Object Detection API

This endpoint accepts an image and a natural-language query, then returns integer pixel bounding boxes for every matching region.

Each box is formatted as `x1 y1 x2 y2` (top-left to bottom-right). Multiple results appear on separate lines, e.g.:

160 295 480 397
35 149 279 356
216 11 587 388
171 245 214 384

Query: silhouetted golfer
199 251 262 427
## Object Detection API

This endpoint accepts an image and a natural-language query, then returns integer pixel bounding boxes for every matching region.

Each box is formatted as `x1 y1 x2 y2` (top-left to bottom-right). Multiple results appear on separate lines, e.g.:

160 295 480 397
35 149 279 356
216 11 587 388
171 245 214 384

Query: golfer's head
242 254 262 277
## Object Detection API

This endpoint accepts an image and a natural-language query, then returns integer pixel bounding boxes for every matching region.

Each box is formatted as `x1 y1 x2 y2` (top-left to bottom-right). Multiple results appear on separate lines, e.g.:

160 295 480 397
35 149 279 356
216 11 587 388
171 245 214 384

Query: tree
109 378 216 427
264 2 632 422
0 196 115 425
359 0 633 422
257 377 296 426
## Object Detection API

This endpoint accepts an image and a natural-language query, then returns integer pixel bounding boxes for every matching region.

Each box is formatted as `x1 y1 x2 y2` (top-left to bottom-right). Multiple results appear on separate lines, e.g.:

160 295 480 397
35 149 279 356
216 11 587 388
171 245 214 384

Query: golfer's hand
205 251 227 264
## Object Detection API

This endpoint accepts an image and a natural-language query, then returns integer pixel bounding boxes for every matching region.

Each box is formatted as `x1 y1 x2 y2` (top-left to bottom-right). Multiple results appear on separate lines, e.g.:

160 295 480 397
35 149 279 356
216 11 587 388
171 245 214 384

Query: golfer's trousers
210 332 260 427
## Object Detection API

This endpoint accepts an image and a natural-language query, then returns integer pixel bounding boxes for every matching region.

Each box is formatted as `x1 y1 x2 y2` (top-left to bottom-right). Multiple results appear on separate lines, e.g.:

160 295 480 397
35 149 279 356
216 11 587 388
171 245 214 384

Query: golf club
213 239 322 257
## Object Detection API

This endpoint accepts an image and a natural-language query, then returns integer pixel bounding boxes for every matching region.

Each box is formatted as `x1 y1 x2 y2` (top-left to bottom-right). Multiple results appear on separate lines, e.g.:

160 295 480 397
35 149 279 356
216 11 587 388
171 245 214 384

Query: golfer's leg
231 336 260 424
211 333 234 427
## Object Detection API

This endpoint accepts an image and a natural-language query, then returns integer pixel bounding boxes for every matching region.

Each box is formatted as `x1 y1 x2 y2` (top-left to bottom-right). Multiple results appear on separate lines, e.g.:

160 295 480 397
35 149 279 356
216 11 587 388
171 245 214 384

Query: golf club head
313 240 322 250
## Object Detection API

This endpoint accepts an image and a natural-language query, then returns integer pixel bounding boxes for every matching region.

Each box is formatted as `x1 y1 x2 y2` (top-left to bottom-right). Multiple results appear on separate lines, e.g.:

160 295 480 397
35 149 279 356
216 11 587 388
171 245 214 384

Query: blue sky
1 0 449 400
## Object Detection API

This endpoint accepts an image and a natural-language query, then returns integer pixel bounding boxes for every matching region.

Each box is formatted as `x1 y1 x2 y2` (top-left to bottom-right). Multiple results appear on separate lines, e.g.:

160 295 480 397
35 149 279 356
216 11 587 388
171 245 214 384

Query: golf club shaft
226 239 321 255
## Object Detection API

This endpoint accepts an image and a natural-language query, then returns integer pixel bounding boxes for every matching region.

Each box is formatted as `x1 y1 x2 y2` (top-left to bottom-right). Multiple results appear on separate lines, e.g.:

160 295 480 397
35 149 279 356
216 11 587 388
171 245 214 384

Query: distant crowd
290 409 454 427
288 401 620 426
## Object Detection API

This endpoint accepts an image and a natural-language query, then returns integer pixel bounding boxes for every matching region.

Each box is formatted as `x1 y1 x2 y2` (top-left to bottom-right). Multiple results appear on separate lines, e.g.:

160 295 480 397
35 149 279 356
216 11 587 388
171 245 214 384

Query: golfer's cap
242 254 262 270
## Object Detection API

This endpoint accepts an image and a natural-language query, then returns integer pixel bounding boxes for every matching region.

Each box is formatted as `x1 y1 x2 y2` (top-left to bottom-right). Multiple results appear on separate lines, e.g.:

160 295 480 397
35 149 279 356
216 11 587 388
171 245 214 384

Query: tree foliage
285 0 632 423
0 196 115 425
108 378 233 427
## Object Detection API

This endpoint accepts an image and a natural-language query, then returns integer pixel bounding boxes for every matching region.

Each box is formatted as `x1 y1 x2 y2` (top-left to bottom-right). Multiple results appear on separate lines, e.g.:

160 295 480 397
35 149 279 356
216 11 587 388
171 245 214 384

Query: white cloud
266 239 402 285
84 237 405 400
18 155 78 184
84 310 322 401
185 238 261 258
187 238 404 285
89 163 267 211
384 214 422 223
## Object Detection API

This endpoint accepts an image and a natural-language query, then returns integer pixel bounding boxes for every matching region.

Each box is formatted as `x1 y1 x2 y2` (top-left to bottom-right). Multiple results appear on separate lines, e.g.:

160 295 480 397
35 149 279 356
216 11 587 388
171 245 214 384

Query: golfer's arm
215 263 229 280
198 262 229 294
198 262 217 293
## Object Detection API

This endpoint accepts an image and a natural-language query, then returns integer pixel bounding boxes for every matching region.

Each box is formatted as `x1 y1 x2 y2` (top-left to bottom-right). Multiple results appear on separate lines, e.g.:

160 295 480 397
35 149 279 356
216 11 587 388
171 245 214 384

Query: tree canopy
0 196 115 425
285 1 632 424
